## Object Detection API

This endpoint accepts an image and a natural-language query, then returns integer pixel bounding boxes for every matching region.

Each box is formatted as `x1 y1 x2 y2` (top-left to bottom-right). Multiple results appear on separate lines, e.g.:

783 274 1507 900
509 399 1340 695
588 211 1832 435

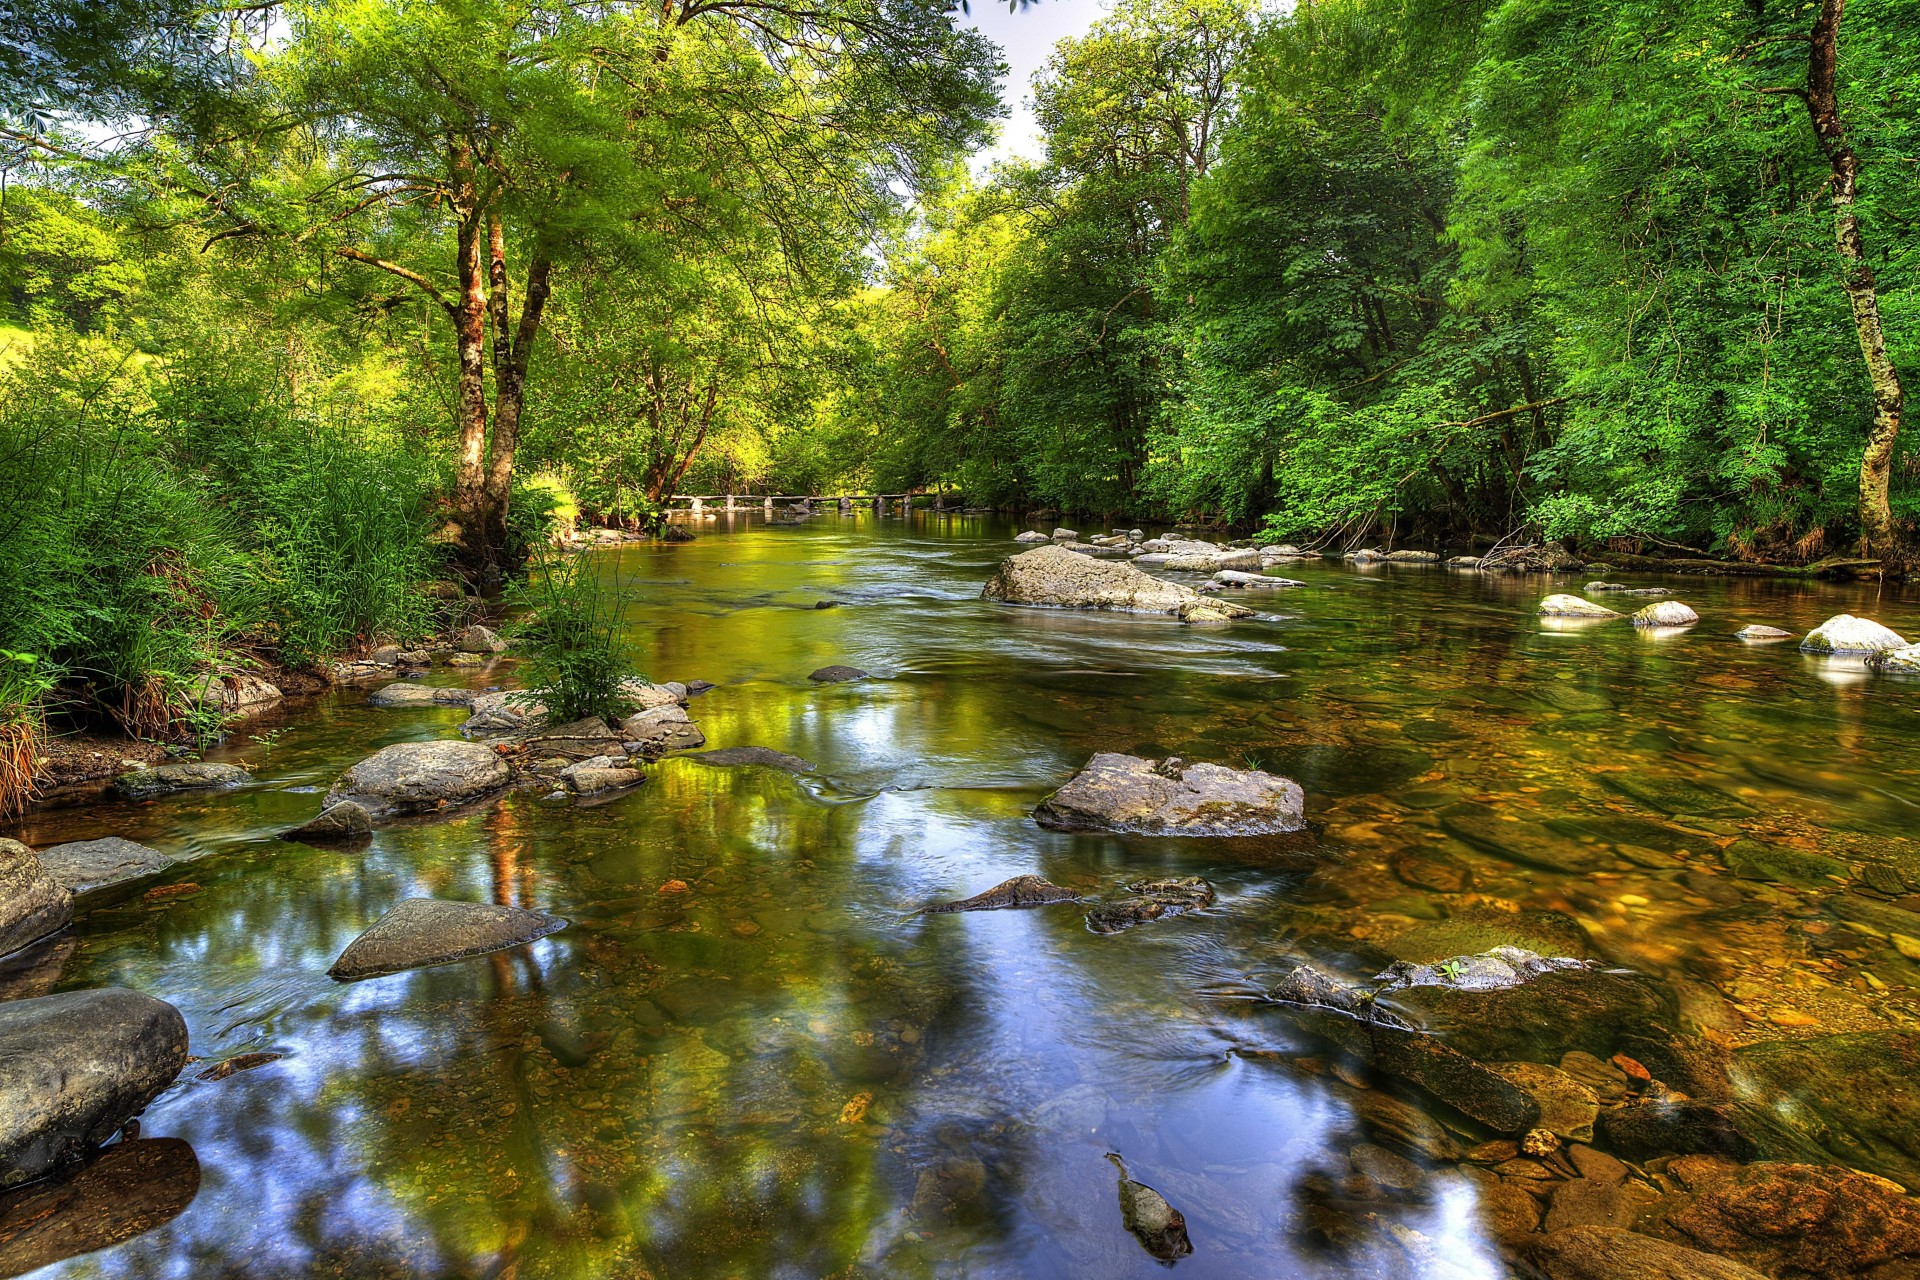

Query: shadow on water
7 511 1920 1276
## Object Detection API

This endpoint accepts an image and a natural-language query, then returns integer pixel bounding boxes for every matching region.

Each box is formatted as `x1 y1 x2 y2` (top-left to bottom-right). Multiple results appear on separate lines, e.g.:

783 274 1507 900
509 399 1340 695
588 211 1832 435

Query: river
9 513 1920 1278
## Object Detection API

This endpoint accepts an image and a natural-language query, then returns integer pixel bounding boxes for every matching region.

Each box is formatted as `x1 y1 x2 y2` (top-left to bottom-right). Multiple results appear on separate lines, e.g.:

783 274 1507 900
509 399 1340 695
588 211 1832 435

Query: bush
508 548 643 725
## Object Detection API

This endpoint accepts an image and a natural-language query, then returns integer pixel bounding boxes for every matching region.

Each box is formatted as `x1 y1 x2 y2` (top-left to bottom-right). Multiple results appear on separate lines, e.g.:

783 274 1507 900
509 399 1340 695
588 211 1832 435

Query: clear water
10 513 1920 1278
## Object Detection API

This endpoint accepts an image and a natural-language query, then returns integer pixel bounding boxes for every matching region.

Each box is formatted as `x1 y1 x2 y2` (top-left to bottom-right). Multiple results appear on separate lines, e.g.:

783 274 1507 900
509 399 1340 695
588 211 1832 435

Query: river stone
1543 1178 1661 1234
323 740 511 819
327 897 567 980
1445 555 1482 568
1631 600 1699 628
1668 1162 1920 1279
1084 877 1215 933
982 545 1253 623
1869 644 1920 675
1390 848 1473 893
109 762 249 802
687 746 814 772
1586 582 1672 595
460 691 545 736
620 704 705 755
1034 753 1305 836
1601 774 1749 819
1370 946 1680 1064
453 625 507 654
368 682 478 709
0 1137 200 1276
190 672 282 716
1051 527 1078 541
281 800 374 844
1539 595 1620 618
1162 548 1262 573
1483 543 1583 573
1735 625 1794 642
1801 613 1907 654
1598 1087 1754 1161
1014 531 1050 542
1268 964 1542 1133
1212 569 1306 588
1730 1031 1920 1185
1521 1227 1769 1280
1385 549 1440 563
1106 1155 1192 1262
619 680 687 709
35 838 175 894
0 840 71 958
0 989 190 1187
918 874 1080 914
525 717 619 761
1378 906 1596 964
1721 839 1846 888
567 766 644 794
808 665 868 683
1494 1062 1600 1141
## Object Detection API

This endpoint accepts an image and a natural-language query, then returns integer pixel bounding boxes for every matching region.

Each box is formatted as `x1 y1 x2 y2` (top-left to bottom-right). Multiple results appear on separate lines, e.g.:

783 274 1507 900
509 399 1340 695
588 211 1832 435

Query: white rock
1538 595 1619 619
1800 614 1908 654
1631 601 1699 628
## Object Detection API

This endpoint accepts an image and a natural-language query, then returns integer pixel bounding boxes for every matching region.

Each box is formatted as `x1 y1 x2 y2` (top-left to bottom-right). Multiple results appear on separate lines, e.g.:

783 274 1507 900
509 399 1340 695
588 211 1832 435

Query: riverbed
10 513 1920 1278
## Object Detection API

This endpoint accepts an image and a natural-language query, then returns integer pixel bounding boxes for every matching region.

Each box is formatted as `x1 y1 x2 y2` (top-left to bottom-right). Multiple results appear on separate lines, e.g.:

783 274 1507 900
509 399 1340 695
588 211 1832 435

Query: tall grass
509 548 644 725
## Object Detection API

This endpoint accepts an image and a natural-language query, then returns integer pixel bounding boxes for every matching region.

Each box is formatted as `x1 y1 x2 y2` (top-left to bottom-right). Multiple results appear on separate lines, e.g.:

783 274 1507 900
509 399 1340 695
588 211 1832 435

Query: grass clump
509 548 643 725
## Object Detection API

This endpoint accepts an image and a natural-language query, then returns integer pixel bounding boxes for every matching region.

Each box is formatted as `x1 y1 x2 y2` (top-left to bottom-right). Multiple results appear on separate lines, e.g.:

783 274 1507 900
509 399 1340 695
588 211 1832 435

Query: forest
1 0 1916 759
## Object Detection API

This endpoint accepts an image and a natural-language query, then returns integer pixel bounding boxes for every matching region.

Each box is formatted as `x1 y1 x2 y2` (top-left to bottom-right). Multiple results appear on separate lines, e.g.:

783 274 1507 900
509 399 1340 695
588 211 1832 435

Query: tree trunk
482 210 553 575
450 141 492 578
1806 0 1905 568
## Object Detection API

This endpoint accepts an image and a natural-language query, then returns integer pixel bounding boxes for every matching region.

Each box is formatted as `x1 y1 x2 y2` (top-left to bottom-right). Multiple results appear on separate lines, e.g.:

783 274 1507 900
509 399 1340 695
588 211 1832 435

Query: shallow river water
10 513 1920 1279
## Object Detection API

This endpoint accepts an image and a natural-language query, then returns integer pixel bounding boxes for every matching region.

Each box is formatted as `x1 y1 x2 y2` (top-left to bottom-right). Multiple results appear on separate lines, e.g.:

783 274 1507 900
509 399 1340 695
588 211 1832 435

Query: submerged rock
918 874 1080 914
1521 1227 1768 1280
323 740 511 819
1084 877 1214 934
1035 753 1305 836
327 897 567 980
1730 1030 1920 1186
0 1137 200 1277
1106 1154 1193 1263
1668 1162 1920 1280
1631 601 1699 627
1735 624 1794 642
0 840 72 957
1213 569 1306 589
1598 1086 1753 1161
1539 595 1620 619
109 762 248 802
0 989 190 1187
982 545 1252 623
687 746 813 772
565 764 644 794
367 682 478 709
808 665 869 683
1868 644 1920 675
1801 613 1907 654
35 838 175 894
281 800 374 844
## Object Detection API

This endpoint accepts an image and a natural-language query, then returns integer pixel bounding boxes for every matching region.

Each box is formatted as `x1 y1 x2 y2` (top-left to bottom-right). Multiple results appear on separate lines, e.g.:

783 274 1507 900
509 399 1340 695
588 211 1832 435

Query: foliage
508 550 643 727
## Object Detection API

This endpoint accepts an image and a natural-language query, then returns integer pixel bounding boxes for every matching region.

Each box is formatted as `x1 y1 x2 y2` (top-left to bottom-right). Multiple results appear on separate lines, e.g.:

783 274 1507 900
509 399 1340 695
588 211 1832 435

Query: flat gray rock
0 989 189 1187
619 704 705 756
323 740 511 819
688 747 814 773
1539 594 1619 619
1213 570 1306 588
328 898 567 980
367 682 478 709
1736 625 1794 642
282 800 374 844
983 545 1252 623
1036 753 1305 836
109 762 248 801
0 839 72 957
35 838 176 894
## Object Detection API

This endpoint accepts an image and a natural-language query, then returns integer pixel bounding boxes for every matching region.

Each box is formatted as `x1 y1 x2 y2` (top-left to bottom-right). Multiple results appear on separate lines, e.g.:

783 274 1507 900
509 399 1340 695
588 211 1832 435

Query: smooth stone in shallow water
1212 569 1305 588
1597 1087 1754 1161
981 545 1252 623
1631 600 1699 628
808 665 868 683
1379 906 1595 963
1084 877 1214 934
1494 1061 1600 1142
459 690 545 736
918 874 1080 915
281 800 373 844
1036 753 1305 836
1868 644 1920 675
34 838 174 894
0 840 71 958
1014 530 1050 543
108 762 249 801
1800 613 1907 654
1585 582 1672 595
1730 1030 1920 1186
367 682 478 709
687 746 814 773
1602 774 1750 819
1539 594 1619 618
1668 1161 1920 1279
619 704 705 755
1735 624 1794 642
0 990 189 1187
327 898 567 980
323 740 511 820
0 1137 200 1275
1106 1154 1192 1262
1521 1227 1769 1280
1722 839 1846 888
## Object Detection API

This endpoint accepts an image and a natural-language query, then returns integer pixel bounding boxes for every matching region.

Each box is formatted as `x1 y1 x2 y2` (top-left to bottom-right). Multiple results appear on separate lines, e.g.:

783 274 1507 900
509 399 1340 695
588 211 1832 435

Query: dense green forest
0 0 1915 766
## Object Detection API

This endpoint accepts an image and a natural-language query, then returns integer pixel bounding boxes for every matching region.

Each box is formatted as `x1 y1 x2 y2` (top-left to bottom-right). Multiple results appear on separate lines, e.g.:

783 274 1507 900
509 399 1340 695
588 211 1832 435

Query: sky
958 0 1108 169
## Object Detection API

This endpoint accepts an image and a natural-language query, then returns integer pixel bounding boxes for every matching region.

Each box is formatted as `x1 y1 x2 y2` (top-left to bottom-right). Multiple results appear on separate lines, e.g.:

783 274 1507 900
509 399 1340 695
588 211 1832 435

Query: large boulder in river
1521 1227 1768 1280
109 761 248 801
1539 594 1619 619
322 740 511 819
1667 1162 1920 1280
0 989 189 1187
0 840 71 957
1728 1030 1920 1186
1035 753 1304 835
983 545 1252 623
368 682 478 709
328 898 566 980
1631 600 1699 628
35 838 175 894
282 800 374 844
1801 613 1907 654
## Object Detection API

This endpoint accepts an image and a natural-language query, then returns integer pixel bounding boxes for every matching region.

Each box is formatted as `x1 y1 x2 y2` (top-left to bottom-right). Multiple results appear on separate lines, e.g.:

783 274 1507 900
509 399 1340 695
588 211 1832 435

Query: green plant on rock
509 548 643 726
